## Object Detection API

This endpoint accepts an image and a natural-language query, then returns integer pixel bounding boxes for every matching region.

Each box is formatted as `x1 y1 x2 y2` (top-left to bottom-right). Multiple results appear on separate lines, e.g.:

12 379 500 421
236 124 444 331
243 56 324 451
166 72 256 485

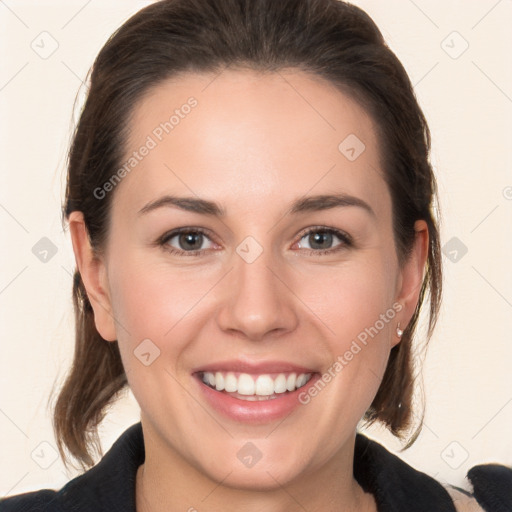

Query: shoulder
444 485 485 512
1 422 145 512
355 432 512 511
0 489 60 511
466 463 512 511
427 458 512 512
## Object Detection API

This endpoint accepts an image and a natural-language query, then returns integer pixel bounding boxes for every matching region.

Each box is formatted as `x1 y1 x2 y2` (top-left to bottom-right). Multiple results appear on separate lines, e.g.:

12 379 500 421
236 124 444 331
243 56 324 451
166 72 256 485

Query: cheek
108 255 210 340
297 256 397 396
105 260 201 393
299 254 397 343
105 256 203 416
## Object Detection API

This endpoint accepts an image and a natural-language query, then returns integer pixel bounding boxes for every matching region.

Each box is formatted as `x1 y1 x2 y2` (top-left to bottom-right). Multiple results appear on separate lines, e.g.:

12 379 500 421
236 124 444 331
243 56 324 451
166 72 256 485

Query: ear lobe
68 211 117 342
394 219 429 339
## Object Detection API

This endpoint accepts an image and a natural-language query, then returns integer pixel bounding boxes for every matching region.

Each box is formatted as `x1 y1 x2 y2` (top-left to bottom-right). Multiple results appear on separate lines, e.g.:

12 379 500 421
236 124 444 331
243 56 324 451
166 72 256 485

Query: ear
68 211 117 342
392 219 429 347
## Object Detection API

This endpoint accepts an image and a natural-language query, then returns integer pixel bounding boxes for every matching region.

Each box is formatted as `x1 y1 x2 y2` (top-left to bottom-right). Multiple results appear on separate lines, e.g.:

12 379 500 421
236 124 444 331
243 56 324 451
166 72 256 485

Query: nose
215 246 299 341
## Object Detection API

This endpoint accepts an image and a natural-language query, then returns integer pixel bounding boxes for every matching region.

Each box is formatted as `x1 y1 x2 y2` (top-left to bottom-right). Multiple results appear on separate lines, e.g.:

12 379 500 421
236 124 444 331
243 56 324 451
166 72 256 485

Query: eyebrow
137 193 375 218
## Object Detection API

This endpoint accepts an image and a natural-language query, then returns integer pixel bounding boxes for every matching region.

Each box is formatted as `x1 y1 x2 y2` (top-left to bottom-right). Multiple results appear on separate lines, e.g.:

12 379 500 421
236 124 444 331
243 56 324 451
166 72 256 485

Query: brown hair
54 0 442 469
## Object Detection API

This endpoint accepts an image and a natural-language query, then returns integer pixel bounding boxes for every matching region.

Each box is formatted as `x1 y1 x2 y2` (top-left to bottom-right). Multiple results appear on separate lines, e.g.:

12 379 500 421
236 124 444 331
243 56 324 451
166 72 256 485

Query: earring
396 322 403 338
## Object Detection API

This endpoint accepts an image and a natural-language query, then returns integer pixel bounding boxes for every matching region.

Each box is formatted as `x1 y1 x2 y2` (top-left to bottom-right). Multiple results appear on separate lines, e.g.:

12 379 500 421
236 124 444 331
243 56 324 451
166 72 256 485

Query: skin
69 69 428 512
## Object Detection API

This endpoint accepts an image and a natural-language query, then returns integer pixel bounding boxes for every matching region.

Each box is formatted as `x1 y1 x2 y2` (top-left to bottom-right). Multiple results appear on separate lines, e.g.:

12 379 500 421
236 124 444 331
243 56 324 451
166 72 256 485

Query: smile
199 371 314 401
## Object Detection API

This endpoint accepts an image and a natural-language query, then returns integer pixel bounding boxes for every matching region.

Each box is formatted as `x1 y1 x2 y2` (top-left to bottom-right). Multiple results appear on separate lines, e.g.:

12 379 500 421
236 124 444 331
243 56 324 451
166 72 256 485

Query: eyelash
157 226 353 258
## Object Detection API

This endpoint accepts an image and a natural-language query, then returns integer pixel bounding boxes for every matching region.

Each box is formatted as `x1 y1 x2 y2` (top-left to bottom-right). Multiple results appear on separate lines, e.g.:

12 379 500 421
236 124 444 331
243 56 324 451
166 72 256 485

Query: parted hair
55 0 442 469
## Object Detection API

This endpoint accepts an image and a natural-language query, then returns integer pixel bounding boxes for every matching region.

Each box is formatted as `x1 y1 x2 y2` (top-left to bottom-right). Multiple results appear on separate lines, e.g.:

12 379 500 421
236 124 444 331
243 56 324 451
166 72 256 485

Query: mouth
191 359 321 423
196 370 315 401
192 359 321 425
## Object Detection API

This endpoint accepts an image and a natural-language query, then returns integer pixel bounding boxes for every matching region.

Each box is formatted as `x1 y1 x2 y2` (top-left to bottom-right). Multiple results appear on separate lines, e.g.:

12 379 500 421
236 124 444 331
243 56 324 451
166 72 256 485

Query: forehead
114 69 389 220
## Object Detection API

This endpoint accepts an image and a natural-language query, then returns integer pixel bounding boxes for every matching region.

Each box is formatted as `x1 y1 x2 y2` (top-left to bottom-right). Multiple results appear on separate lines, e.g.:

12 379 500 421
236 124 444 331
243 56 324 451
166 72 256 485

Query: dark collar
354 433 456 511
58 423 145 511
56 422 457 512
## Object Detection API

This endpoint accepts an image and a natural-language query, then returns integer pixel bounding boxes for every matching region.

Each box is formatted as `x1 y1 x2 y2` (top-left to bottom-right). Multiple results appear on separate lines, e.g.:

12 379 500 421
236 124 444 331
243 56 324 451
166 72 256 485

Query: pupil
310 231 332 250
180 232 202 250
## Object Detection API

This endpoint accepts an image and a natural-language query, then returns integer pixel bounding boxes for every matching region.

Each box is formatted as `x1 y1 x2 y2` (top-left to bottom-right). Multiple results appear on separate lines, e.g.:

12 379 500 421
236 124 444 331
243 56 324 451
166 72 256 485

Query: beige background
1 0 511 497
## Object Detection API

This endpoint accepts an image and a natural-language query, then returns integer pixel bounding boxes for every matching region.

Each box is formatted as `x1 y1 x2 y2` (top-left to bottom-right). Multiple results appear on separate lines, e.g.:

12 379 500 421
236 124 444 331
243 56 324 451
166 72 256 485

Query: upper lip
192 359 318 375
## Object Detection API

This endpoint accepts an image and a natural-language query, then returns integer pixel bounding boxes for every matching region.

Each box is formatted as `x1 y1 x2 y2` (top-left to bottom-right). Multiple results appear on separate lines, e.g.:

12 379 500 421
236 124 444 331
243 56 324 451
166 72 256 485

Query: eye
295 227 352 255
157 226 353 257
158 227 216 256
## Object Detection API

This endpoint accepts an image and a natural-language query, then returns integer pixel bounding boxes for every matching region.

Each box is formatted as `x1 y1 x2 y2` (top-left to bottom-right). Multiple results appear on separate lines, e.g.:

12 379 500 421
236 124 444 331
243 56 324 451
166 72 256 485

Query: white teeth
238 373 255 395
200 371 313 396
296 373 308 388
274 373 287 393
255 375 274 395
224 372 238 392
286 373 296 391
214 371 225 391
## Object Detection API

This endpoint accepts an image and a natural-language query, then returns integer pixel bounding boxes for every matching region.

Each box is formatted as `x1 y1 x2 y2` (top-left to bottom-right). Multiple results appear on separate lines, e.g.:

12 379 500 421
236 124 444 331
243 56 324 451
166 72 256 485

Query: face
72 69 426 490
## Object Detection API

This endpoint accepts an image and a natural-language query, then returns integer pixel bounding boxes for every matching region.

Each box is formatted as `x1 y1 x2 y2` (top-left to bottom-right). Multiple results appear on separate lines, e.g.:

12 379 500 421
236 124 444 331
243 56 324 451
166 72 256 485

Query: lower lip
194 373 321 424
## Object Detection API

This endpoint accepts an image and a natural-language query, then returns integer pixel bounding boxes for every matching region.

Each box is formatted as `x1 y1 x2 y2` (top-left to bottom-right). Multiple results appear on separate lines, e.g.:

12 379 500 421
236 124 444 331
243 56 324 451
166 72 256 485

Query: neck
135 423 376 512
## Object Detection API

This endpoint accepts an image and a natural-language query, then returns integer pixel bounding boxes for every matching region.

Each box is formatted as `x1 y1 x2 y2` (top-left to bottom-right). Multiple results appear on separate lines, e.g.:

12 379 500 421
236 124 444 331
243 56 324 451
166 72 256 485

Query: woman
2 0 511 510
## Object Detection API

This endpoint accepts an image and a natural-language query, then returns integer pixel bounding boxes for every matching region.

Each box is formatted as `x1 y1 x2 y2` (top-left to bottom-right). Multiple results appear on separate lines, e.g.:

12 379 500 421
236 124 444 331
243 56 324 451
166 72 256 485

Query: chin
194 439 314 492
206 463 304 492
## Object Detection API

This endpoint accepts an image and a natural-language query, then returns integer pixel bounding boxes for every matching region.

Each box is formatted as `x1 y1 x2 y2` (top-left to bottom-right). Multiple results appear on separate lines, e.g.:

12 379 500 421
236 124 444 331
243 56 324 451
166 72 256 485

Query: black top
1 422 511 511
